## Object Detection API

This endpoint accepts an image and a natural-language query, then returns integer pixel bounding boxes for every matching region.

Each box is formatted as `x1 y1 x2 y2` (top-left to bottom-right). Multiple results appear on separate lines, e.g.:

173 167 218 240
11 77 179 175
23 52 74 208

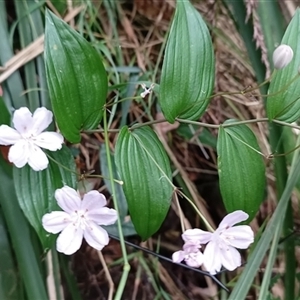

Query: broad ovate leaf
44 10 107 143
115 126 173 240
13 145 77 249
159 0 214 123
217 120 266 221
267 10 300 122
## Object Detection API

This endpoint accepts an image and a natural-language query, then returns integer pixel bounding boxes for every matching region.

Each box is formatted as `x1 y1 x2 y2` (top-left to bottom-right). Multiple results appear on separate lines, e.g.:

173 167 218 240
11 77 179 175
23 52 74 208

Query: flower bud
273 44 293 69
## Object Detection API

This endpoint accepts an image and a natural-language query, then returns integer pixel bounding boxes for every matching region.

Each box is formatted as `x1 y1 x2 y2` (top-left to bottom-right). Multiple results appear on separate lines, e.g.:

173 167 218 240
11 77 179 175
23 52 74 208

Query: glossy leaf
44 10 108 143
115 126 173 240
217 120 266 220
159 0 214 123
13 145 77 249
267 10 300 122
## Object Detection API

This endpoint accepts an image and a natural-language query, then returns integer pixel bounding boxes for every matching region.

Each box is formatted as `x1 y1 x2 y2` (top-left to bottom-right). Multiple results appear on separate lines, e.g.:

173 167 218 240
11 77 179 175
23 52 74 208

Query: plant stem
103 108 130 299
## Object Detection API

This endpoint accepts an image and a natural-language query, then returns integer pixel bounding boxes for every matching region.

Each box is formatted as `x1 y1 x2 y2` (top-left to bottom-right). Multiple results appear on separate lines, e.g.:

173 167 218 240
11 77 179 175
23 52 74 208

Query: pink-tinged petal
172 250 185 263
0 125 21 145
42 211 71 233
56 224 83 255
87 207 118 226
203 242 222 275
34 132 64 151
182 228 213 244
224 226 254 249
185 251 204 268
218 210 249 230
8 140 30 168
82 190 107 211
12 107 33 134
220 246 241 271
31 107 53 134
83 222 109 250
55 186 81 213
27 144 49 171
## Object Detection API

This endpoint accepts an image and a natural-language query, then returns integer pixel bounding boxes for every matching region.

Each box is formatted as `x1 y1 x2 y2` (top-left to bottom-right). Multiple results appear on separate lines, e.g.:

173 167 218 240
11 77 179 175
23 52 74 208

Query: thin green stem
103 108 130 300
273 119 300 131
177 190 214 232
106 95 141 108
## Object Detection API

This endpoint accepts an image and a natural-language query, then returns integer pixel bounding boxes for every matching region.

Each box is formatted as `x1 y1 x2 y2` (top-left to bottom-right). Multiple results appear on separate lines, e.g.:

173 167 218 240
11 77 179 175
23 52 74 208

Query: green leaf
0 154 48 299
115 126 173 240
100 146 128 219
0 96 10 125
44 10 108 143
13 145 77 249
159 0 214 123
217 120 266 220
0 211 24 300
267 9 300 122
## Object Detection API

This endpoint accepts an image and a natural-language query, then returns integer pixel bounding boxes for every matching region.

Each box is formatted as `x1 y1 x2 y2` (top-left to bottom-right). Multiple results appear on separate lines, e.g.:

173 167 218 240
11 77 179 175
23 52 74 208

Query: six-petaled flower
0 107 63 171
42 186 118 255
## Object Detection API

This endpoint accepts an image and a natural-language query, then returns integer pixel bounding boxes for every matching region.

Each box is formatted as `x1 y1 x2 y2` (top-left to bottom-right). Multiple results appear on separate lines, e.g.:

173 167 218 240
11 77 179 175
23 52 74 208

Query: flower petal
56 224 83 255
34 132 64 151
182 228 213 244
0 125 21 145
8 140 30 168
203 241 222 275
82 190 107 210
87 207 118 226
31 107 53 134
42 211 71 233
172 250 185 264
220 246 241 271
218 210 249 230
27 144 49 171
224 225 254 249
83 222 109 250
185 251 204 268
12 107 33 134
55 186 81 213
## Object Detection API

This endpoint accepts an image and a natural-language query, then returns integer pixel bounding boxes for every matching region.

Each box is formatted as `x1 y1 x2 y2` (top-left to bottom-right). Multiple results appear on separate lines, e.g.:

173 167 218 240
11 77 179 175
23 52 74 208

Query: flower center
73 209 89 229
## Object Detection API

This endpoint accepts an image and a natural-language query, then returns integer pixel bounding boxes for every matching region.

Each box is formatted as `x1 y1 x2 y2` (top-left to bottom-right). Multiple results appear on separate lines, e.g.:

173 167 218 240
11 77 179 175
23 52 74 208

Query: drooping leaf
217 120 266 220
13 145 77 249
115 126 173 240
159 0 214 123
267 9 300 122
44 10 108 143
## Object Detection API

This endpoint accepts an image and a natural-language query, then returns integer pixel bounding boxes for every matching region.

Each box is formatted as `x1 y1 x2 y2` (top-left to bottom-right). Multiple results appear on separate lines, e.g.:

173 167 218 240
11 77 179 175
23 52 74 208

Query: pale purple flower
172 239 204 268
0 107 63 171
42 186 118 255
182 210 254 274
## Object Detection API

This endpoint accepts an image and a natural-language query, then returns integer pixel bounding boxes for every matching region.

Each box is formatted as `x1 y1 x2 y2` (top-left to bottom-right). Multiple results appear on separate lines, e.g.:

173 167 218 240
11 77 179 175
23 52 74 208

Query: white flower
42 186 118 255
273 44 293 69
172 239 204 268
0 107 63 171
183 210 254 275
140 83 155 98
